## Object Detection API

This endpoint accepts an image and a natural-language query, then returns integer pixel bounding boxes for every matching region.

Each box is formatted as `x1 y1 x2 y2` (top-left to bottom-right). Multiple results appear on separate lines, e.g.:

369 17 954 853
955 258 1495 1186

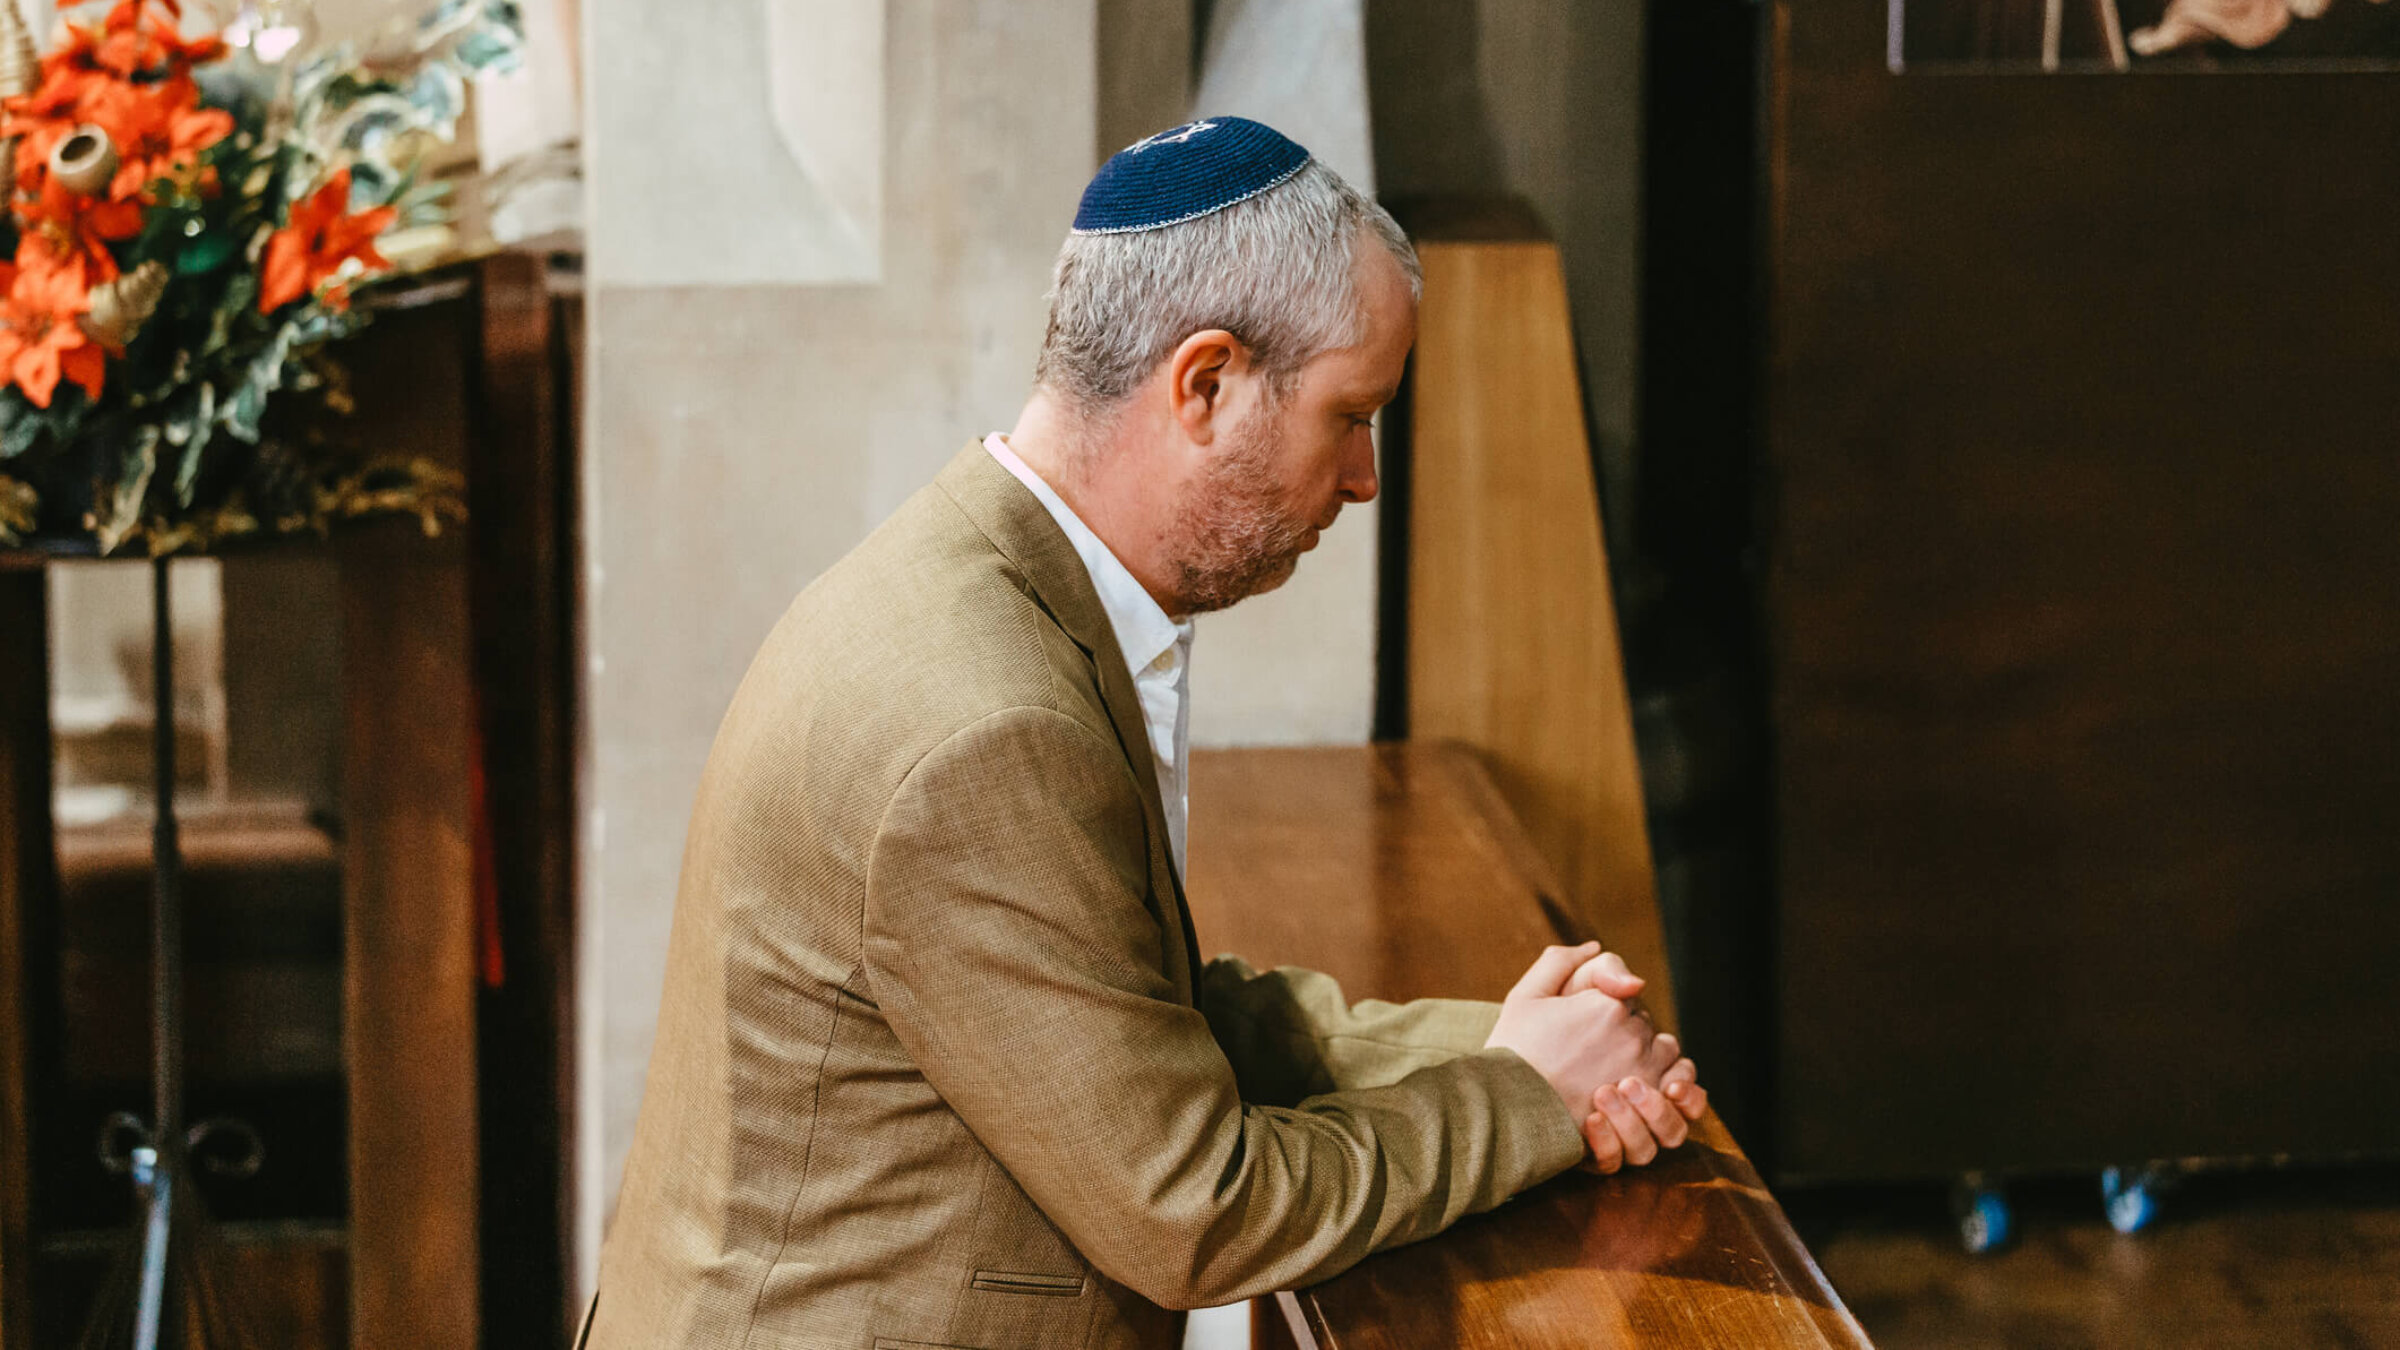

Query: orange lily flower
18 175 142 279
33 5 218 83
96 20 224 78
87 75 231 199
6 4 221 195
0 241 105 408
34 22 106 81
6 41 120 191
260 168 397 313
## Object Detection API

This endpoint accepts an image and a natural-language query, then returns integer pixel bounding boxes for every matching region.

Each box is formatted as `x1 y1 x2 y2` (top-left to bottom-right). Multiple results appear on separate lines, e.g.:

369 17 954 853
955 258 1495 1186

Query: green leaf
94 425 161 555
176 230 241 276
221 319 304 443
1 393 71 459
169 383 217 507
203 272 262 359
0 474 35 545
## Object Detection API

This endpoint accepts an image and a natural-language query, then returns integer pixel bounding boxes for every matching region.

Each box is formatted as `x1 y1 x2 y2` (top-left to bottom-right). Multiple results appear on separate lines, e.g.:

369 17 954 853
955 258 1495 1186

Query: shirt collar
983 434 1184 680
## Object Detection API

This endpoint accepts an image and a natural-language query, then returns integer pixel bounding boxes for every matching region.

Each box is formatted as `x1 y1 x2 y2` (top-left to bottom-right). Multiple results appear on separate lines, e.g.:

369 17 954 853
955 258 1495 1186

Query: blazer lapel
934 445 1203 999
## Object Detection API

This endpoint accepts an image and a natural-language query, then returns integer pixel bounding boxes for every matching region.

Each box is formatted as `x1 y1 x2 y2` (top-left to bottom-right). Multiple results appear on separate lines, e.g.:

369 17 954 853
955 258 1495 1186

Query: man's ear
1167 329 1242 446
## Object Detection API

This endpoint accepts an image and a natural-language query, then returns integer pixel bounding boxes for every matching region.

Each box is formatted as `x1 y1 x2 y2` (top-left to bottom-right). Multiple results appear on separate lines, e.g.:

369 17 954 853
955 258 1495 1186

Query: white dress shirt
984 434 1194 876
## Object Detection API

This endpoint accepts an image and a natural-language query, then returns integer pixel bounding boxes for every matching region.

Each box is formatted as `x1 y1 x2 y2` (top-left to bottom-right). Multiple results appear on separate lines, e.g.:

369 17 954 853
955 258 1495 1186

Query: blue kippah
1072 117 1312 235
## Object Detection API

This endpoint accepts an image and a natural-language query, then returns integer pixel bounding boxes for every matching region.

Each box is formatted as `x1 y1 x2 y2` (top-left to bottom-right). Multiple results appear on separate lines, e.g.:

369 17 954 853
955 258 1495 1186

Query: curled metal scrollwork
185 1118 268 1181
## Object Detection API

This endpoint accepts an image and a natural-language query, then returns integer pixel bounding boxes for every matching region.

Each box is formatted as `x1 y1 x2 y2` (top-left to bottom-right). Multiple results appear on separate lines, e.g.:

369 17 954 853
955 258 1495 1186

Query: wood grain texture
30 1222 348 1347
1766 0 2400 1181
0 569 53 1350
338 293 482 1349
466 253 578 1348
1186 745 1562 1005
1404 239 1676 1029
340 528 479 1350
192 1223 349 1348
1284 1113 1869 1350
1184 745 1867 1348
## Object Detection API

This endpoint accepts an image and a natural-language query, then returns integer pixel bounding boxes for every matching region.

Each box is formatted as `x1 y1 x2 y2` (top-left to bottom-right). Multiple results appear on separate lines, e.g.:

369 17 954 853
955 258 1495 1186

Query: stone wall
1367 0 1647 550
577 0 1102 1282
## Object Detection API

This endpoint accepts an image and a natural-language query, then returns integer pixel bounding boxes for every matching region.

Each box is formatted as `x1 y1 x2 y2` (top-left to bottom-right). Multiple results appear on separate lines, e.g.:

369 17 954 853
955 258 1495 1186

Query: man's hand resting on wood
1483 942 1710 1176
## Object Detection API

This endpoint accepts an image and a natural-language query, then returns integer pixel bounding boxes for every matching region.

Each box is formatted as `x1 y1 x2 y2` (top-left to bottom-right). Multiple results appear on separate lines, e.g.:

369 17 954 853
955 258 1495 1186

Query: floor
1785 1165 2400 1349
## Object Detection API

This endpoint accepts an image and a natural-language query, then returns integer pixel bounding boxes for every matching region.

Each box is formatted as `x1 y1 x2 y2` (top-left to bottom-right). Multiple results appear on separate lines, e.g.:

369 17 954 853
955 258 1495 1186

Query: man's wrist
1472 1045 1591 1175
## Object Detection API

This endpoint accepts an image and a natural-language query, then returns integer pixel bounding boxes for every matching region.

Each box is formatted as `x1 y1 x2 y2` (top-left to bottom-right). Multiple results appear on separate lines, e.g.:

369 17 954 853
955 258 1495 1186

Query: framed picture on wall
1889 0 2400 71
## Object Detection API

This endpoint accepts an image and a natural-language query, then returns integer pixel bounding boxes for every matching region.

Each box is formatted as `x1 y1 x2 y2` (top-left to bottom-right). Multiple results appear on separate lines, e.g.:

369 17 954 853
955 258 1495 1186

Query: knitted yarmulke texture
1072 117 1312 235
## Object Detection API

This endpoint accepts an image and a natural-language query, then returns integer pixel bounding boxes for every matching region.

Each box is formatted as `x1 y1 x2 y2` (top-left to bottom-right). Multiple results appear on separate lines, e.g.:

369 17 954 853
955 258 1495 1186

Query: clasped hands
1484 941 1708 1174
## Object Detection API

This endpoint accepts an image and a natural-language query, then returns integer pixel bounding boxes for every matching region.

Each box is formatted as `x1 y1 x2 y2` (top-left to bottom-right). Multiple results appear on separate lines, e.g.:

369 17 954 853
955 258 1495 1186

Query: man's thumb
1567 949 1647 999
1509 942 1599 1000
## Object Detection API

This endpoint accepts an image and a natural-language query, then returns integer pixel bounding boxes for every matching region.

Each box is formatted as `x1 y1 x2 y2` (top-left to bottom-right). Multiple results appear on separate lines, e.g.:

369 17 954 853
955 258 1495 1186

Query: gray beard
1170 409 1316 614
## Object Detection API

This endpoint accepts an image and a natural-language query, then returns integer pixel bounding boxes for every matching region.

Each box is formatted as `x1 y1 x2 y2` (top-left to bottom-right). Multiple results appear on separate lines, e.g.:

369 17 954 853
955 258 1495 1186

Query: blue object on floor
1957 1184 2013 1254
2102 1165 2164 1234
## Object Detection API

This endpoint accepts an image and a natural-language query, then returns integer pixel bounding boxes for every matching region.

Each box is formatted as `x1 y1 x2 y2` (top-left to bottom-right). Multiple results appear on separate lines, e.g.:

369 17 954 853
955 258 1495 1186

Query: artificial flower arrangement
0 0 522 554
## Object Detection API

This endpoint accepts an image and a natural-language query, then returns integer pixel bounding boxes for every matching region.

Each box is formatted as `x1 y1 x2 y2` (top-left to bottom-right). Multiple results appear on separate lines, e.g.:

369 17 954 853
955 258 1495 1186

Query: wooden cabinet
0 254 580 1346
1762 0 2400 1182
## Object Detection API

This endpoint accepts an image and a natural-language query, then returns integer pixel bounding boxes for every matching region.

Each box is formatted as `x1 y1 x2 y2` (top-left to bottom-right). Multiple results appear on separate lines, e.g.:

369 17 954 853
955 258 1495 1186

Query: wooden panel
203 1224 349 1347
1405 239 1675 1026
0 566 53 1350
1186 745 1565 1004
1284 1113 1867 1349
467 253 577 1347
1767 2 2400 1181
31 1222 348 1347
340 527 479 1348
1183 745 1867 1349
57 814 341 1085
338 292 481 1349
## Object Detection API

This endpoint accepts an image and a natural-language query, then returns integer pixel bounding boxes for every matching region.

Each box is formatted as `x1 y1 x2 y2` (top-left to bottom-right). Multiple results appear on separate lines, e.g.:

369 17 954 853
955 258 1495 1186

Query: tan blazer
587 446 1584 1350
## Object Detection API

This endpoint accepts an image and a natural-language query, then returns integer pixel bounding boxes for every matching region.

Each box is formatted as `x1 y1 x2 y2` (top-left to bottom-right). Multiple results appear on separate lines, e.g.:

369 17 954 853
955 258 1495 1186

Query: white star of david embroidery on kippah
1128 119 1218 154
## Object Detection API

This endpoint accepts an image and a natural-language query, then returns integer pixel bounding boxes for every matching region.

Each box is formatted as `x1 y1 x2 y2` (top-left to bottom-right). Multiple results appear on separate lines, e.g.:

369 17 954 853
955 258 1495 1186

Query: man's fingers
1565 949 1646 1000
1663 1073 1709 1123
1581 1103 1625 1174
1620 1076 1689 1151
1642 1032 1682 1076
1659 1059 1707 1122
1510 942 1599 1000
1593 1083 1659 1167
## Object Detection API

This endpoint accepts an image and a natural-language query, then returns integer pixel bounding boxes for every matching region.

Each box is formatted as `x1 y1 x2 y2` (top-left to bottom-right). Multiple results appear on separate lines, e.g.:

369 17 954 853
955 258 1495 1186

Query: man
588 118 1707 1350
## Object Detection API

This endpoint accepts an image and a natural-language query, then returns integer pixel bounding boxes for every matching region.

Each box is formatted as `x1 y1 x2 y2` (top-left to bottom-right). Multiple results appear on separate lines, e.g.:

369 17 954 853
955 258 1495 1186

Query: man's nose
1340 431 1380 504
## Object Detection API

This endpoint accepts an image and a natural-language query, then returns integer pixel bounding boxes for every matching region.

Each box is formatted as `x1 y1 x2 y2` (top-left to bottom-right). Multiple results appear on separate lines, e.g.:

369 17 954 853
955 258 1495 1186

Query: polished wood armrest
1185 743 1870 1349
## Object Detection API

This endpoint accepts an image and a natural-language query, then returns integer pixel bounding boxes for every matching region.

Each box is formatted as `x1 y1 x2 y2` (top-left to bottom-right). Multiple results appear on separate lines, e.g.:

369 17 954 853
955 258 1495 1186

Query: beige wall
1187 0 1381 748
1367 0 1647 549
578 0 1103 1284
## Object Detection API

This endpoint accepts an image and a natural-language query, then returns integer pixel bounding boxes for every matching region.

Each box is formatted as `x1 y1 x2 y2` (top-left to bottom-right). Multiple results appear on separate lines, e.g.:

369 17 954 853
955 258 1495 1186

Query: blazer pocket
969 1268 1087 1297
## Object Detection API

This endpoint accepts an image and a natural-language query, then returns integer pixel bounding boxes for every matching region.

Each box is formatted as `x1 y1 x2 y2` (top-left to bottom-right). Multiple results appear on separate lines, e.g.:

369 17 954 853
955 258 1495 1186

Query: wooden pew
1185 744 1868 1349
1400 224 1678 1029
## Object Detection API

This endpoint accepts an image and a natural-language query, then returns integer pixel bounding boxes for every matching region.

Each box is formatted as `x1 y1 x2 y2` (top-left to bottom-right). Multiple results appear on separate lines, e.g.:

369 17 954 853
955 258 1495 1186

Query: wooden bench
1185 743 1870 1349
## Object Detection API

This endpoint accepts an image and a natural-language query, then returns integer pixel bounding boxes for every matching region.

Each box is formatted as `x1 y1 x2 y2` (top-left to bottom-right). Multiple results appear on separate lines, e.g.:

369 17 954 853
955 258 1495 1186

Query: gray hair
1034 159 1421 414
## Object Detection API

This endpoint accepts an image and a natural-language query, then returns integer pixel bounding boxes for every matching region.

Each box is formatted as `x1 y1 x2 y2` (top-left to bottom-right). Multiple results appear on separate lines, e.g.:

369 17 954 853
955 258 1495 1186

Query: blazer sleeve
1197 956 1505 1108
862 705 1587 1311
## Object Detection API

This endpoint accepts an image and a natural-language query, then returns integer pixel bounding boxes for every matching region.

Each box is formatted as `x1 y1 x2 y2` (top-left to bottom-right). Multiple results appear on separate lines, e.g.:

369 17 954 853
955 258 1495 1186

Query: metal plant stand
76 555 260 1350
